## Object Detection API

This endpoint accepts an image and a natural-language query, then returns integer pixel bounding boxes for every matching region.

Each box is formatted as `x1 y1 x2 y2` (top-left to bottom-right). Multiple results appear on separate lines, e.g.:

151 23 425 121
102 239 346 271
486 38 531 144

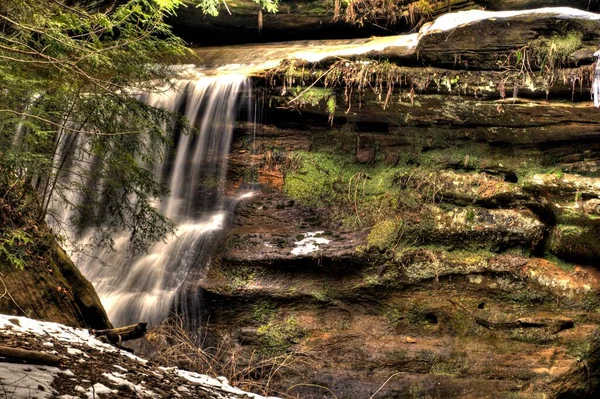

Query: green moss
556 208 600 226
509 329 554 345
368 273 384 286
534 31 583 66
226 265 257 289
385 307 405 327
448 248 496 261
431 358 466 377
257 316 306 355
406 305 438 327
418 142 566 180
419 143 485 170
283 151 404 225
271 85 337 123
466 207 475 223
252 300 277 324
288 86 334 108
448 309 475 337
559 225 585 237
242 165 258 184
283 150 448 231
283 151 344 207
565 330 600 360
415 349 438 368
326 96 336 123
544 252 576 272
408 381 427 399
336 316 350 330
501 288 552 306
311 286 331 302
367 219 400 251
548 223 600 263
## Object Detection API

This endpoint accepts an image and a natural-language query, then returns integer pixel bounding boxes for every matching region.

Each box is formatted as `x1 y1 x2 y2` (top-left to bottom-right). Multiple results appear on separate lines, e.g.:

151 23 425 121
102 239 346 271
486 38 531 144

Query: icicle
593 50 600 108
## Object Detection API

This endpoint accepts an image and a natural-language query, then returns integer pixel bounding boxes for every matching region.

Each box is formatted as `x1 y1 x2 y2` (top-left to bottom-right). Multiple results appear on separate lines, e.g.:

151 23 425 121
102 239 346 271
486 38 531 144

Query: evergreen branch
0 110 151 136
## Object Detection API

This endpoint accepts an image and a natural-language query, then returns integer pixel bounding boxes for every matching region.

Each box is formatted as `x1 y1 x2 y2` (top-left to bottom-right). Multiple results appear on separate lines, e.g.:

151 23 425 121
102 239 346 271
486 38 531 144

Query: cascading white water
62 74 251 327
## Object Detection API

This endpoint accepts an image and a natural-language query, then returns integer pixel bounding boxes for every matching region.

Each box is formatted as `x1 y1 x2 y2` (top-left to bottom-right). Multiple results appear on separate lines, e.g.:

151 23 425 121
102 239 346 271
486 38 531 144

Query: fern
0 230 32 270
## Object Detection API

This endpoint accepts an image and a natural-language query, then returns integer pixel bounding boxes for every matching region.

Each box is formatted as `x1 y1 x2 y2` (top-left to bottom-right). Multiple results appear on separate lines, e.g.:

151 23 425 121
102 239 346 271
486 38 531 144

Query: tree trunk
0 346 61 366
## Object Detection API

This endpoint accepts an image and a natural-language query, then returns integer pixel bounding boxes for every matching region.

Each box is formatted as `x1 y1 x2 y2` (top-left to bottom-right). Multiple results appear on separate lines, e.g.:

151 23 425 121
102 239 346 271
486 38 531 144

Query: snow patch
0 363 59 399
82 383 117 399
66 347 83 356
113 364 128 372
175 369 278 399
59 369 75 377
291 231 330 256
423 7 600 35
103 372 158 398
217 376 230 385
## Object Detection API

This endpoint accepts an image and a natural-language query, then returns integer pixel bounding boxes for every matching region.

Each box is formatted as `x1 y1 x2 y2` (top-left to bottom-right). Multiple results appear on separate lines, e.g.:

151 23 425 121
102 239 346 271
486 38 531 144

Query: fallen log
475 316 543 329
475 316 574 332
91 322 147 345
449 300 574 332
0 346 61 366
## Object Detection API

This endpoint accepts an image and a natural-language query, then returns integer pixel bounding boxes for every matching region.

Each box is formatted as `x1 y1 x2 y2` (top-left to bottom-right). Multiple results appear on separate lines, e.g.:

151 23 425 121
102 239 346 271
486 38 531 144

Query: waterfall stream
62 74 251 327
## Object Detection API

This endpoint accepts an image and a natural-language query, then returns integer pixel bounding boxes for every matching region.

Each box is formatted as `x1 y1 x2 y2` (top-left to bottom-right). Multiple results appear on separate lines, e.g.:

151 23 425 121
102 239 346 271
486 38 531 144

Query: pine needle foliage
197 0 279 16
0 0 204 254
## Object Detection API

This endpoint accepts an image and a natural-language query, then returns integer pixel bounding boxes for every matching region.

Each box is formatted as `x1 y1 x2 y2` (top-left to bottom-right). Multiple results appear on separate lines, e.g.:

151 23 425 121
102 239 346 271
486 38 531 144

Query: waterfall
63 73 251 328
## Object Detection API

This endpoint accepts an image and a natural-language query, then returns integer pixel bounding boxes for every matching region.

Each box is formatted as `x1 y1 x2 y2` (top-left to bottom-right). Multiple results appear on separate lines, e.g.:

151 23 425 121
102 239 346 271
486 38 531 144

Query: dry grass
134 315 318 398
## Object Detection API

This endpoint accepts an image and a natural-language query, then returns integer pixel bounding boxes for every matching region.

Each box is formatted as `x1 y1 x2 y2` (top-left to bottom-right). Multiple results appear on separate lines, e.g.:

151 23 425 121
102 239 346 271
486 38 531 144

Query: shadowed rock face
167 0 383 46
168 0 600 46
189 8 600 399
0 183 111 330
0 242 111 330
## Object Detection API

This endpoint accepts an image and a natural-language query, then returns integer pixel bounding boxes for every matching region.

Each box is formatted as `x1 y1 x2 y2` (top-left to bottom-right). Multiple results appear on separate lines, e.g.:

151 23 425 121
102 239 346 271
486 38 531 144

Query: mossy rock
0 182 110 329
257 316 306 355
548 224 600 264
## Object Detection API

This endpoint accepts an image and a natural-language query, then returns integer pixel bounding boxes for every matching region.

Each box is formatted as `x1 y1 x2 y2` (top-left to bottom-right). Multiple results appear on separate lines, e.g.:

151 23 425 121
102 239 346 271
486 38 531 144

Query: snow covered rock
0 315 278 399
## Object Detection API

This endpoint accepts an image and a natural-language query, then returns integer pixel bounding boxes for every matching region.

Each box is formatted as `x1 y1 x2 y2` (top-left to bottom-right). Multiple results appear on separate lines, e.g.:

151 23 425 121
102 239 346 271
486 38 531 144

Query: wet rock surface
198 8 600 398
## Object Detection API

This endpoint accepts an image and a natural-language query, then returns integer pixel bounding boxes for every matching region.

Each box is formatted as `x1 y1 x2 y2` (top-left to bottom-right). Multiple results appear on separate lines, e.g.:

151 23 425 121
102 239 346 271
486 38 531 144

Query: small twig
222 0 232 15
0 274 30 317
369 372 403 399
287 66 336 105
0 109 150 136
287 383 339 399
